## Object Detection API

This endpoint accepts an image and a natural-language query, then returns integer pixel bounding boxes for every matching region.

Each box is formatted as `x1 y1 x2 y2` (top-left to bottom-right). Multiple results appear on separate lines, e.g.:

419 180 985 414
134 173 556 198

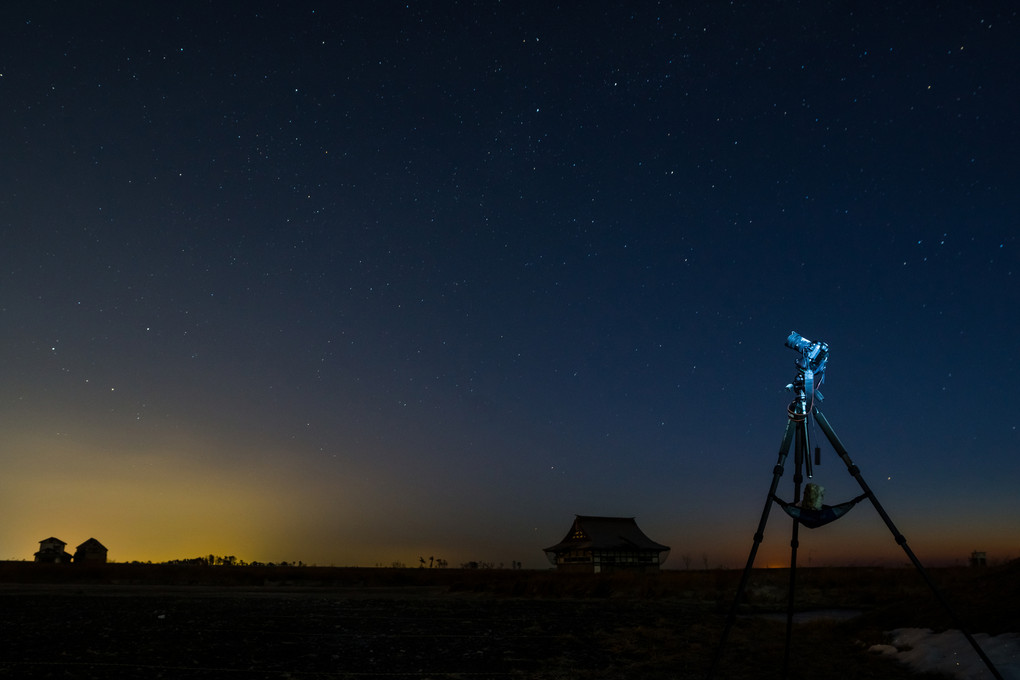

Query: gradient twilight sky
1 3 1017 569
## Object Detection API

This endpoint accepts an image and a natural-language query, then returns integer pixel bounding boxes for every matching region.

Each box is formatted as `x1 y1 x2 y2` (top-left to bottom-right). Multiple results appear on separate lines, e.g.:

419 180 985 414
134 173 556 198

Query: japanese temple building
543 515 670 573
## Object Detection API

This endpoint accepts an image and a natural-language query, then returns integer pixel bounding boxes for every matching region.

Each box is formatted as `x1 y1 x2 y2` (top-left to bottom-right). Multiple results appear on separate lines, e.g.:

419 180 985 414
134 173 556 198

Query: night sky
2 2 1017 569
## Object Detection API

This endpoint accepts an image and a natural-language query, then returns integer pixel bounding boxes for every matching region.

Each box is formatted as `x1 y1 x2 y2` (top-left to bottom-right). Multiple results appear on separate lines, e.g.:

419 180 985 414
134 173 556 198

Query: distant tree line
418 556 448 569
162 555 305 567
385 558 523 569
159 555 526 569
459 560 524 570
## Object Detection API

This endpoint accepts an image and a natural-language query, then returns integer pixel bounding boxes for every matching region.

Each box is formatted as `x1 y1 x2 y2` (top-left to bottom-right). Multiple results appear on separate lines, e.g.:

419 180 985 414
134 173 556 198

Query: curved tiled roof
544 515 669 553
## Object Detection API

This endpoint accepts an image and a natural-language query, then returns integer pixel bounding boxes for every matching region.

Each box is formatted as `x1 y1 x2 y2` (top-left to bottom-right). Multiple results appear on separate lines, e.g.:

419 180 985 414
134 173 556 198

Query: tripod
707 333 1002 680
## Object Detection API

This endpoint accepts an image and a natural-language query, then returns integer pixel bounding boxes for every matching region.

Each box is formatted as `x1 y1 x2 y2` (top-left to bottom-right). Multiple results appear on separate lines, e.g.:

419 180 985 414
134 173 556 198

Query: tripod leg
707 418 796 680
784 421 808 678
784 518 801 677
813 409 1004 680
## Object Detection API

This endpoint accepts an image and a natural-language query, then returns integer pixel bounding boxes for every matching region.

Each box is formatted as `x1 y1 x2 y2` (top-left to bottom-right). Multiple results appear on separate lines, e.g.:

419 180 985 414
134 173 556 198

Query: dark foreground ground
0 561 1015 679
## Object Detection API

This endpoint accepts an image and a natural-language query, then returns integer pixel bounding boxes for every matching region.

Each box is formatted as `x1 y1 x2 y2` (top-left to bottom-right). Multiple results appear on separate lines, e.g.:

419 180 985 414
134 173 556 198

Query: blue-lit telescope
785 331 828 374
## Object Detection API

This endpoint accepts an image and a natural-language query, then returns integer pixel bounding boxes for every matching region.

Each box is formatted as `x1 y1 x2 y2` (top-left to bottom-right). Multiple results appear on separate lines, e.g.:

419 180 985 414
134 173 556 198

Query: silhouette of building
74 538 108 564
970 551 987 567
34 537 73 564
543 515 670 573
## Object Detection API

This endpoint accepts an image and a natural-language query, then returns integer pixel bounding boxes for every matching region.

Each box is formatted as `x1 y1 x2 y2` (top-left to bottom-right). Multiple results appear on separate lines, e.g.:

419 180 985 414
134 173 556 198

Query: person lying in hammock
772 483 868 529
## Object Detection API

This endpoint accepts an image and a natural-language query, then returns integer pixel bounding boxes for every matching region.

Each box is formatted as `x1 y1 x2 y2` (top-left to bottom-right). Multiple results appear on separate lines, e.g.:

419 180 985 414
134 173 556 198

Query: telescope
784 331 827 404
785 331 828 374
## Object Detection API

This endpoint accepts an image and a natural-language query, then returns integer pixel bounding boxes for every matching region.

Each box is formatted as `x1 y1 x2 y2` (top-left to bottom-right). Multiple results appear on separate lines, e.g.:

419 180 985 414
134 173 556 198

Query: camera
785 331 828 373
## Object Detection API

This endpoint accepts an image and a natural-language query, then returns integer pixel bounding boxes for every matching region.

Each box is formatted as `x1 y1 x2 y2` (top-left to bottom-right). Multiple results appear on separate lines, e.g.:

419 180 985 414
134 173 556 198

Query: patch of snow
869 628 1020 680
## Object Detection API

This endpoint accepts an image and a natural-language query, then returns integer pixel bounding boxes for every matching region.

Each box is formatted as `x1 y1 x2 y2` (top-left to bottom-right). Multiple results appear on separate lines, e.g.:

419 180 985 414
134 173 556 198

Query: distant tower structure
34 537 73 564
969 551 987 568
74 538 108 564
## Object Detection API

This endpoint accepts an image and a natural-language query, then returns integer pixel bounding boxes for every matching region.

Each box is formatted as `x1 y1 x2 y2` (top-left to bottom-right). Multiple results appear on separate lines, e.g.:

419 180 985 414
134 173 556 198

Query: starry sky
1 2 1017 569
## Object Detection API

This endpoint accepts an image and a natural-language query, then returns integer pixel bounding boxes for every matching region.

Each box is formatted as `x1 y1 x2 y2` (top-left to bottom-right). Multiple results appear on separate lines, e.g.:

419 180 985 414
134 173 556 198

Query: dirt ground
0 563 1013 679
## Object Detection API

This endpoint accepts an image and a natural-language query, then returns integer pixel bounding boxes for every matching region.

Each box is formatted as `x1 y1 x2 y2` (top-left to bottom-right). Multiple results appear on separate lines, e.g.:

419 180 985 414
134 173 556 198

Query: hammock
771 493 868 529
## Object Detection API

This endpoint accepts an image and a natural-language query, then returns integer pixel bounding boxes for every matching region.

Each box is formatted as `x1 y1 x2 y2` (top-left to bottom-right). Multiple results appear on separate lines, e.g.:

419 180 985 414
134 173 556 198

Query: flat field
0 561 1014 679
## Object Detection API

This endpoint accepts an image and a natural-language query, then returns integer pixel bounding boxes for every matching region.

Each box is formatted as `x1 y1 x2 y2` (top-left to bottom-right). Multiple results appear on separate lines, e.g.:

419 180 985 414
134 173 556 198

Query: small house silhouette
74 538 108 564
34 537 73 564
